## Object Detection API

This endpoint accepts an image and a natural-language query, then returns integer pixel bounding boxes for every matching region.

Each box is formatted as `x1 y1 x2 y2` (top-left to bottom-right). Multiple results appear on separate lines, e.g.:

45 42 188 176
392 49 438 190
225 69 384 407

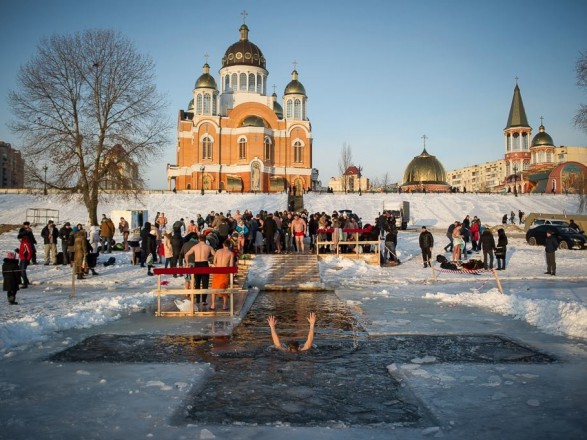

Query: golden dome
402 148 448 185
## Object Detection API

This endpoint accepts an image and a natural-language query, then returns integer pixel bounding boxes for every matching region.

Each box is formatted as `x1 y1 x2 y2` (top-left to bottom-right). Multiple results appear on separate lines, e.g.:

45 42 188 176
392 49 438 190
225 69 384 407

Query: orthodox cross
293 60 298 71
515 76 519 85
241 10 248 24
421 134 428 148
272 84 276 94
540 116 544 125
204 53 209 64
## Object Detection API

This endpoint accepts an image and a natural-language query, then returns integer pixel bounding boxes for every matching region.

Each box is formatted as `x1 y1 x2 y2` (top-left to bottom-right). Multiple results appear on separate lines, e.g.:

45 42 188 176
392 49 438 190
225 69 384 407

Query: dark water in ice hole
50 291 555 428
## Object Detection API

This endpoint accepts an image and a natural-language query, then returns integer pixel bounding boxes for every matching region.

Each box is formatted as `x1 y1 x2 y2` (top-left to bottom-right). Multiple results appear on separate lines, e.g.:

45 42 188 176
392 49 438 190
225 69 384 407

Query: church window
212 95 217 115
231 73 237 90
286 100 293 119
264 137 272 162
203 93 211 114
294 141 303 163
294 99 301 119
196 94 203 114
239 138 247 160
257 74 262 93
239 73 247 91
202 137 212 160
506 134 511 152
248 73 255 92
224 75 230 92
546 152 552 163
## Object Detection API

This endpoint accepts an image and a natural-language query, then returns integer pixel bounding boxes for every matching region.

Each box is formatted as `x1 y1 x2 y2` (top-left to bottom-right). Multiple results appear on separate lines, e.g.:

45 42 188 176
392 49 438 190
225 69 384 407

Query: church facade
167 20 315 194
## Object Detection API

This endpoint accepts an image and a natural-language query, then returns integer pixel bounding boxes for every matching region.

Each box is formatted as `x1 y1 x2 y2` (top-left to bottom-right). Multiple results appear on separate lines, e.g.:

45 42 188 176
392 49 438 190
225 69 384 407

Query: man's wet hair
287 341 300 352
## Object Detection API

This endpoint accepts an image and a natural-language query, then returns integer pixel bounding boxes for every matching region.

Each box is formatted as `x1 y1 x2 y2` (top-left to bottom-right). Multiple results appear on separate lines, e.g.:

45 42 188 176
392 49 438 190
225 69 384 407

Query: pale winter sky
1 0 586 188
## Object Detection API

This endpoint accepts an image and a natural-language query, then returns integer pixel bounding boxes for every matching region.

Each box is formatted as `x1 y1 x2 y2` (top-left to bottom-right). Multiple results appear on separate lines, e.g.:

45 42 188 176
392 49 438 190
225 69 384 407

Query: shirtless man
183 235 215 306
290 214 307 253
267 312 316 352
210 240 234 310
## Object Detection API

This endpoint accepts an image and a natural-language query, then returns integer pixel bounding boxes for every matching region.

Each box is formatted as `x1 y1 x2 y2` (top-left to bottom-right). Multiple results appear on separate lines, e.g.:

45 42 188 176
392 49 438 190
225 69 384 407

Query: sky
1 0 586 189
0 192 586 438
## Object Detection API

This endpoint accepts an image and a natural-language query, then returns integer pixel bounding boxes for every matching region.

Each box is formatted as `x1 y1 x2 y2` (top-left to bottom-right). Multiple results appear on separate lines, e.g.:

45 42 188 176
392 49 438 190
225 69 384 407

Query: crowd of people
438 214 509 271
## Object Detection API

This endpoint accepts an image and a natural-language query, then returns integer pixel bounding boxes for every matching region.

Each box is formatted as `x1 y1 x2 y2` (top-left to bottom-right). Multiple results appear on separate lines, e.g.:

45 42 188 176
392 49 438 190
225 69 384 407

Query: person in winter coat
444 221 456 252
18 222 37 264
169 227 183 271
162 232 173 268
41 220 59 265
18 234 33 288
544 230 559 276
141 222 157 276
59 222 73 265
495 228 508 270
418 226 434 268
3 251 21 305
263 213 278 253
469 220 480 252
73 228 88 279
100 217 115 253
480 229 496 270
118 217 130 251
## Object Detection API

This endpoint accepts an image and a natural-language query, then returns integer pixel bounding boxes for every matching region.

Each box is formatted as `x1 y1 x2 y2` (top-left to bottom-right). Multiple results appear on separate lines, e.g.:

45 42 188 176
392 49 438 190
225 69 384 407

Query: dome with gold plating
222 24 266 69
284 70 306 96
272 92 283 119
531 124 554 147
402 148 448 185
194 63 217 89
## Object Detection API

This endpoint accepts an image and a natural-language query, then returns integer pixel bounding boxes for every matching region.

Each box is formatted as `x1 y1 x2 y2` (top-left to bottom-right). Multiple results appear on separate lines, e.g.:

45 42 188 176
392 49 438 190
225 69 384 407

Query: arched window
294 99 301 119
203 94 211 114
248 73 255 92
231 73 237 90
506 134 511 152
239 73 247 91
264 137 272 162
202 136 212 160
196 94 203 114
212 95 217 115
239 138 247 160
294 141 303 163
286 100 293 119
224 75 230 92
256 74 262 93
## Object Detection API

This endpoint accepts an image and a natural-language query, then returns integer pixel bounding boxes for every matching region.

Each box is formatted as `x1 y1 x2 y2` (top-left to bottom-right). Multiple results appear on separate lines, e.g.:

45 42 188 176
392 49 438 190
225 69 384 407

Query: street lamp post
200 165 205 196
43 164 48 195
513 164 518 197
358 165 363 196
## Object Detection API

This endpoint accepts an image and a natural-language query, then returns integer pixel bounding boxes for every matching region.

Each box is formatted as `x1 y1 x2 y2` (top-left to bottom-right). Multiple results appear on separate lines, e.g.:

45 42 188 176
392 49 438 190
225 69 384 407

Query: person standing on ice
495 228 508 270
544 230 558 276
3 251 21 305
418 226 434 268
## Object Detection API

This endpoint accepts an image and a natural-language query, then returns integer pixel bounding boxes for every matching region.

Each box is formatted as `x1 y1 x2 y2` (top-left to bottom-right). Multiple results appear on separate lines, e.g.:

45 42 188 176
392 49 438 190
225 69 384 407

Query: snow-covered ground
0 191 586 439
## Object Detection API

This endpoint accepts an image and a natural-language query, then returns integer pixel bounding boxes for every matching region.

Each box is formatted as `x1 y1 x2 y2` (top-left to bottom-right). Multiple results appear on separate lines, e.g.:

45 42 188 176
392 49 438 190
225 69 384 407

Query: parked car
528 219 570 229
526 225 586 249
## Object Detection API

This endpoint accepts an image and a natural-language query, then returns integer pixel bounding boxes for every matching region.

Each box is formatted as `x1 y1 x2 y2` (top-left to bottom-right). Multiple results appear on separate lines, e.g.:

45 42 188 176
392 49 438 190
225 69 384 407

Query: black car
526 225 586 249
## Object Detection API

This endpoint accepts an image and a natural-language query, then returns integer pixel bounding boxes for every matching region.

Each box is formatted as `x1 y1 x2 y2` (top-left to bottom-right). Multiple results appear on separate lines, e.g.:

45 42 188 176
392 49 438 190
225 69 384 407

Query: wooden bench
153 266 240 317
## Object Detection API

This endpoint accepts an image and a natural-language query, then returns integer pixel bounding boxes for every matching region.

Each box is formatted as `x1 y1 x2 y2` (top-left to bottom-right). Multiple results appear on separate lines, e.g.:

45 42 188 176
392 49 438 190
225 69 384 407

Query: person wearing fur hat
3 251 21 305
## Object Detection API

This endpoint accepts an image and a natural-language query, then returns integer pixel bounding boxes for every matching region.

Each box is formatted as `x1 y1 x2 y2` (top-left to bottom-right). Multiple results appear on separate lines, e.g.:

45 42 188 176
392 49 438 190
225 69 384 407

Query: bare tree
574 50 587 134
573 51 587 211
338 142 353 193
9 29 170 224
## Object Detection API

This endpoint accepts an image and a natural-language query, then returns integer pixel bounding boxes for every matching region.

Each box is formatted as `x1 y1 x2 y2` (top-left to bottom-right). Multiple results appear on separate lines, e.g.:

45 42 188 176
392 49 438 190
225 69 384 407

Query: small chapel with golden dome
167 16 314 194
401 137 450 193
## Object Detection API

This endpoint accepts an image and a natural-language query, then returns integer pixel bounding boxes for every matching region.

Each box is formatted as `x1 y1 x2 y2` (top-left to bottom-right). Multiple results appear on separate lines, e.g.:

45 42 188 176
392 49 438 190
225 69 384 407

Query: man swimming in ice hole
267 312 316 352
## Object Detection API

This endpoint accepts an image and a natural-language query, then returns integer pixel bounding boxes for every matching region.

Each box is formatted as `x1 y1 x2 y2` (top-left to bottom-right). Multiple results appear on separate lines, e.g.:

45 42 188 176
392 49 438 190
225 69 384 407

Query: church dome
402 149 448 185
284 70 306 96
531 124 554 147
240 115 267 128
187 99 194 112
194 63 217 89
222 24 266 69
272 92 283 119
